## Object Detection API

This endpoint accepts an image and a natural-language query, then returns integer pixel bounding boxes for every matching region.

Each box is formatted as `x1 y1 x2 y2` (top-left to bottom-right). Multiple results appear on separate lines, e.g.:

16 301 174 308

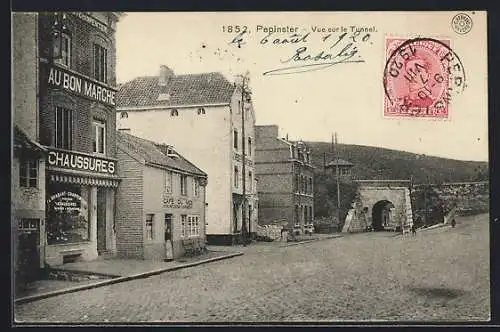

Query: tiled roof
13 125 47 154
326 158 354 167
116 131 206 177
116 72 235 108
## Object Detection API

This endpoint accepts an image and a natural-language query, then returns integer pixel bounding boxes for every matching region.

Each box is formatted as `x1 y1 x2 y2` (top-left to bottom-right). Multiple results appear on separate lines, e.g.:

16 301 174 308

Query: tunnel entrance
371 200 395 231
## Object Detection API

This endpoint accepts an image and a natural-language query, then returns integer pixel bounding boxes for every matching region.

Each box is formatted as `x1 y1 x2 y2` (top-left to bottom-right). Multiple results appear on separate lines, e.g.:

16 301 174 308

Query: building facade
115 131 207 260
116 66 258 245
37 12 123 265
255 125 314 234
325 158 355 182
12 13 48 288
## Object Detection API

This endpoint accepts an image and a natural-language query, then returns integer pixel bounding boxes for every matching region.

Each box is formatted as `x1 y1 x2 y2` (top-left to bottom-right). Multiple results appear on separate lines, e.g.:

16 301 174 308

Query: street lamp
50 12 68 61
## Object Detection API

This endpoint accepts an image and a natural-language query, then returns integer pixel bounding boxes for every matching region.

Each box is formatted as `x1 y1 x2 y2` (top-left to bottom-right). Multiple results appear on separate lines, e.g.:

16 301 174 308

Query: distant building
116 66 258 245
115 131 207 260
325 158 355 182
255 125 314 234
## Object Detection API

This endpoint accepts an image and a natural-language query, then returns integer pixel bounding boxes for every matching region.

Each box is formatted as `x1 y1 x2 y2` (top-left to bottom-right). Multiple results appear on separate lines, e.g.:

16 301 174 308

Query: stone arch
371 200 395 231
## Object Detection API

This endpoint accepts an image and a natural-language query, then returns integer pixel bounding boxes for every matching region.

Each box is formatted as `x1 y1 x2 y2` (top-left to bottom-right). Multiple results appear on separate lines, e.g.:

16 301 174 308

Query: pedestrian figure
411 224 416 236
451 218 456 228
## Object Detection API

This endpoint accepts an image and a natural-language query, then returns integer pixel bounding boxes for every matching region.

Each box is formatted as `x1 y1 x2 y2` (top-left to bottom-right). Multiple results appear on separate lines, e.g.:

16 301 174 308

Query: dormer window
197 107 206 115
157 93 170 101
170 109 179 117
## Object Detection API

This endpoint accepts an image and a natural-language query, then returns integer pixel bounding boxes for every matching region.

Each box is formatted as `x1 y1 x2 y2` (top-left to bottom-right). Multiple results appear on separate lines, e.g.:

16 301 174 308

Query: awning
50 173 120 188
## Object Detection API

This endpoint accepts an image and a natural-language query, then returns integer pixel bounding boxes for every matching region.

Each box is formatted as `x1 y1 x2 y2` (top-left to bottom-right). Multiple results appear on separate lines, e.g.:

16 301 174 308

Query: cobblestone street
15 214 490 323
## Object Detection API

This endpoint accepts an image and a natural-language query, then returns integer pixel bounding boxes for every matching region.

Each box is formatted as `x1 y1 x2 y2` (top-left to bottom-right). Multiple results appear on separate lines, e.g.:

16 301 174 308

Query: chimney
158 65 174 86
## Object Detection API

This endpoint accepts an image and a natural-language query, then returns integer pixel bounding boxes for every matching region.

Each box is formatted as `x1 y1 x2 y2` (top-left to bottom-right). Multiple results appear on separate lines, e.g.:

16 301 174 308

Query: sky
115 12 488 162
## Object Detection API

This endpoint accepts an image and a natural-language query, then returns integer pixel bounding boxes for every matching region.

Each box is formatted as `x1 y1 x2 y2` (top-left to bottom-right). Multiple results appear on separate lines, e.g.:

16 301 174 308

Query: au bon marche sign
45 63 116 107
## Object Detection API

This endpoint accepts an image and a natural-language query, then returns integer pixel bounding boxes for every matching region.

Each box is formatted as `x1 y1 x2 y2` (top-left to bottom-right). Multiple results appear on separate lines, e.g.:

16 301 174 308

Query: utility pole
240 72 249 245
334 132 341 225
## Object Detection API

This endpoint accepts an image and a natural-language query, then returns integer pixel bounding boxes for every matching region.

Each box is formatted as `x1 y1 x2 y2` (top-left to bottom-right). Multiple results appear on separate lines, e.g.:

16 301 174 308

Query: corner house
116 131 207 260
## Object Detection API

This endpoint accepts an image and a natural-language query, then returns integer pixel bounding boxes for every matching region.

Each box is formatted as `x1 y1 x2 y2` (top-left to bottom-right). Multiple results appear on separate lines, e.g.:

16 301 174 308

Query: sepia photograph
11 10 490 324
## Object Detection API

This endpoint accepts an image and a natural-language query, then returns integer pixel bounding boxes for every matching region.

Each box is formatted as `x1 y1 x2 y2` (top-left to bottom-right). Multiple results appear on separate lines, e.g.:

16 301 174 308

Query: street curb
15 251 243 305
280 235 342 247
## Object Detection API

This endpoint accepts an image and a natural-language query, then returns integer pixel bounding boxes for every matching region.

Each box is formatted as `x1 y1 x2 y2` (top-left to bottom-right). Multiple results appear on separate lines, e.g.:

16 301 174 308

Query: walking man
451 218 456 228
411 224 417 236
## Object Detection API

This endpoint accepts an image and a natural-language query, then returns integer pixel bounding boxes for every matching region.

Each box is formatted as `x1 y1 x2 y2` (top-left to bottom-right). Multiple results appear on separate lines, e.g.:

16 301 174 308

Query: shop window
233 129 238 150
46 183 90 245
54 32 71 67
92 120 106 155
193 178 199 197
55 106 73 150
145 214 154 240
234 166 239 188
180 175 188 196
93 43 107 83
248 171 253 191
165 171 172 194
187 215 200 237
19 160 38 188
181 214 187 238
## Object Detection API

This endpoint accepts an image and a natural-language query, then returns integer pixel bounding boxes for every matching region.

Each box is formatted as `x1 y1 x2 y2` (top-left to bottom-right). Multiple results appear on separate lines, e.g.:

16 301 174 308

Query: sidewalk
15 249 242 305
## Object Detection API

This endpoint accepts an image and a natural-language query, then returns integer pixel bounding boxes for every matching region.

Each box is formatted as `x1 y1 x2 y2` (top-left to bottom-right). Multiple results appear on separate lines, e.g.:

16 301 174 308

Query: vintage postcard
12 11 489 324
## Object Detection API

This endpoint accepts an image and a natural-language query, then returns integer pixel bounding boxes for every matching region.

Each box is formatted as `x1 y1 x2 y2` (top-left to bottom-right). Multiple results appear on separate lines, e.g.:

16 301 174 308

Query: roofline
116 102 230 112
117 138 207 177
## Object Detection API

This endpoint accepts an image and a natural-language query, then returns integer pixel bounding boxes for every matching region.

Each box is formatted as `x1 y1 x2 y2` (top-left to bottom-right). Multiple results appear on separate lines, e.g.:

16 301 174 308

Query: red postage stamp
383 37 455 119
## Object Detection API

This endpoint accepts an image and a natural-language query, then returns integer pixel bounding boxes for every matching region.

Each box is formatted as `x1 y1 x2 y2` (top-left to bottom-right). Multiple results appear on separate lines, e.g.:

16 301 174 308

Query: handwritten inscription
226 25 375 75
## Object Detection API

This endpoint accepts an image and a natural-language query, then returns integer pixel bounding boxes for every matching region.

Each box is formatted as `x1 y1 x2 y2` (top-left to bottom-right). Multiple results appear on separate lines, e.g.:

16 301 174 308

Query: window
309 206 313 223
233 129 238 150
341 168 350 176
120 112 128 119
193 178 199 197
92 120 106 155
54 33 71 67
248 137 252 156
93 43 107 83
18 218 39 232
165 171 172 194
248 171 253 191
197 107 206 115
295 175 300 193
181 214 187 238
19 160 38 188
170 109 179 117
180 175 188 196
309 178 313 194
55 106 72 149
187 215 200 237
234 166 239 188
145 214 154 240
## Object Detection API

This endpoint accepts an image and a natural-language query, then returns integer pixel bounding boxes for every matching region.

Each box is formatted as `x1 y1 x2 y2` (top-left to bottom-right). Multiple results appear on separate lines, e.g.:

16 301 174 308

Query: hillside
307 142 489 184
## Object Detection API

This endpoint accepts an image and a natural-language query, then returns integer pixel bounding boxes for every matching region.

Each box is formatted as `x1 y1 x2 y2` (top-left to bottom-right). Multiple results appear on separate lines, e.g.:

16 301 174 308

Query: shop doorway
17 219 40 283
97 188 107 254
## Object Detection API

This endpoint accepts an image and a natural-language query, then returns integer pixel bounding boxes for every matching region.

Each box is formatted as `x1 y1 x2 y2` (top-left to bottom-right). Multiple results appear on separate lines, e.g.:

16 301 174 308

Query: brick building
36 12 124 265
255 125 314 235
115 131 207 260
116 66 258 245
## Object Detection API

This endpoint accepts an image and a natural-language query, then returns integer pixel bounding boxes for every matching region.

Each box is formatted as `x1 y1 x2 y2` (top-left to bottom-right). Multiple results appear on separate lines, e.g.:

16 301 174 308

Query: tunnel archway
371 200 395 231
